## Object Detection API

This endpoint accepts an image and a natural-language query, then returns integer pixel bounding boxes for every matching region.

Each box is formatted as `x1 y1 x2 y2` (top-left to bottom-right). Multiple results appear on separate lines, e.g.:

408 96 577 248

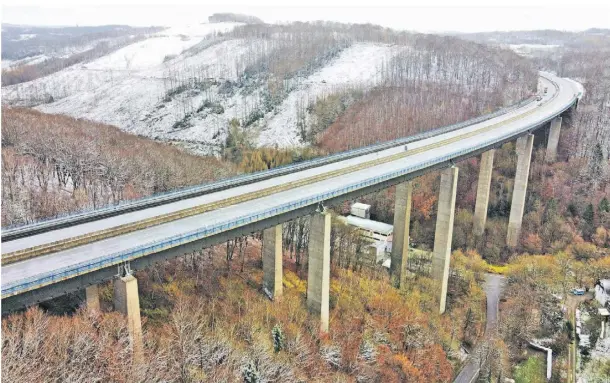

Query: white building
338 214 393 263
350 202 371 219
595 279 610 308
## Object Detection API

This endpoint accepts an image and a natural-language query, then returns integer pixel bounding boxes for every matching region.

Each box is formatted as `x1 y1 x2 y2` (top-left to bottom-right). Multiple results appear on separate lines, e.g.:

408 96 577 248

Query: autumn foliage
1 107 235 226
1 240 486 382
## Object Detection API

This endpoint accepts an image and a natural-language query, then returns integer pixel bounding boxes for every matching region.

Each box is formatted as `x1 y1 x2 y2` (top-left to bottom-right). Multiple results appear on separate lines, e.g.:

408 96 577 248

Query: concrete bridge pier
507 134 534 247
85 284 100 312
545 116 562 162
391 181 413 289
263 224 283 300
432 166 459 314
307 211 331 333
473 150 495 236
114 274 143 359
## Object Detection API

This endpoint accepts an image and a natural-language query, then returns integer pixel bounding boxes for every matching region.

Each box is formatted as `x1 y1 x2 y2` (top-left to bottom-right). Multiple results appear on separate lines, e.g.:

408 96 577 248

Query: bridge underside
3 160 453 314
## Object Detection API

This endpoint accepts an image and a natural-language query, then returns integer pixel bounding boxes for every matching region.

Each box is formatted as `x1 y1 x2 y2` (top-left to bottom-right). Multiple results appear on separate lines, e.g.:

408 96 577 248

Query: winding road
453 273 506 383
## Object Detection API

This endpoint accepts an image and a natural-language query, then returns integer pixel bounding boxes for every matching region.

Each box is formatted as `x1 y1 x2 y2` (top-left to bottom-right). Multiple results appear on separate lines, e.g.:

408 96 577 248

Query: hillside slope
2 22 536 155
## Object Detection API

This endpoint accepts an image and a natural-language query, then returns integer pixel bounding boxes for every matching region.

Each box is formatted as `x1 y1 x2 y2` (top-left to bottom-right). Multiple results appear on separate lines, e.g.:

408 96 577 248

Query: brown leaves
1 107 235 226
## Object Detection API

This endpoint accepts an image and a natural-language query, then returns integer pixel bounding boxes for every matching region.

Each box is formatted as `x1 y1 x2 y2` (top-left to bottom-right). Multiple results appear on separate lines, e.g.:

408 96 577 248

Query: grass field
514 355 547 383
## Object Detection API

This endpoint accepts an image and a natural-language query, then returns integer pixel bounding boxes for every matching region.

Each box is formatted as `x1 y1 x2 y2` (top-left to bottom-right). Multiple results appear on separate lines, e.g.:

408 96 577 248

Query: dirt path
565 292 592 383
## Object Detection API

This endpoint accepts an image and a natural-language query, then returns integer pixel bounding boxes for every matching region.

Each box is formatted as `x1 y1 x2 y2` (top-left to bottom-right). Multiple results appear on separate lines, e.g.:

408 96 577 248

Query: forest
1 21 609 383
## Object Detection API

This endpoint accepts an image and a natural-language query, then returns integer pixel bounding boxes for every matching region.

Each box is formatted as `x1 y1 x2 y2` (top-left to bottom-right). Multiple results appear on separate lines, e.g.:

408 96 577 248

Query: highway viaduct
1 73 582 356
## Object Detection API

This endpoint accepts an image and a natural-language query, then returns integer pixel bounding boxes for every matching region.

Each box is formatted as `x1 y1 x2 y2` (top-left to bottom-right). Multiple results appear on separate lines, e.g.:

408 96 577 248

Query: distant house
595 279 610 307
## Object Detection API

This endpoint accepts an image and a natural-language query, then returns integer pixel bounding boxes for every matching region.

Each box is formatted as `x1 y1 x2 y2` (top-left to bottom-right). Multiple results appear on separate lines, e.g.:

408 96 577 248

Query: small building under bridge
338 204 393 263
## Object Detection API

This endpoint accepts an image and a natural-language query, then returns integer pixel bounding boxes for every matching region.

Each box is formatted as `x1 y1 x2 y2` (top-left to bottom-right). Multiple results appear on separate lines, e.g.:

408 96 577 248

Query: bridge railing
0 92 576 298
1 96 534 234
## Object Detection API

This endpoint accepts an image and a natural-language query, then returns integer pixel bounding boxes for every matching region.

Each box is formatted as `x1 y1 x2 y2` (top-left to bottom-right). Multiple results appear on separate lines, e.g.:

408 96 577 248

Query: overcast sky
2 1 610 33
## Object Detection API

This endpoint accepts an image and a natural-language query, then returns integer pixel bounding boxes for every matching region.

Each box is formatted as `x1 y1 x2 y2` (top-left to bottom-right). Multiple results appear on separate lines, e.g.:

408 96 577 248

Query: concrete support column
85 284 101 312
307 211 331 333
432 166 459 314
114 275 143 358
473 150 495 236
507 134 534 247
391 181 413 289
545 116 562 162
263 224 283 300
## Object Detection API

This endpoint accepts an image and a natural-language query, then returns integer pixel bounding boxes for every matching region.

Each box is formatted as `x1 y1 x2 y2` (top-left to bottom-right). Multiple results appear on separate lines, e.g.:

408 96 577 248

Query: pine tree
272 323 285 353
584 203 595 226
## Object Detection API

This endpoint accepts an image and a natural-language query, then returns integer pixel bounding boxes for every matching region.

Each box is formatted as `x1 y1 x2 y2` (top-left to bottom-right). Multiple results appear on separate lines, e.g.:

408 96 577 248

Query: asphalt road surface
453 273 506 383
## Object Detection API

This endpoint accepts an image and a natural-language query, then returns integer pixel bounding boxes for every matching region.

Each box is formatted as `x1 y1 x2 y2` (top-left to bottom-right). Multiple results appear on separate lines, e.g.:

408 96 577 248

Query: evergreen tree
272 323 285 353
584 203 595 226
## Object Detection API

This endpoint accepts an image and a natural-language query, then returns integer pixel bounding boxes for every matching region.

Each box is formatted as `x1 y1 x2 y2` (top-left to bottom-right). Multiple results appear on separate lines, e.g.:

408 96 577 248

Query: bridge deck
1 74 579 296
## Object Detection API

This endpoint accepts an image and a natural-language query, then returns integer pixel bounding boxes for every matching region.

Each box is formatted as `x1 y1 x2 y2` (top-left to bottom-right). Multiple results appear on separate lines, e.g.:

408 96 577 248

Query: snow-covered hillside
3 22 535 155
258 44 403 147
3 28 402 153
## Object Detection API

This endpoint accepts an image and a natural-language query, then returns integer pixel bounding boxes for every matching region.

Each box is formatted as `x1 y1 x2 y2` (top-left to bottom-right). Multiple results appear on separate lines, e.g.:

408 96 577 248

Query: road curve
1 73 580 304
453 274 506 383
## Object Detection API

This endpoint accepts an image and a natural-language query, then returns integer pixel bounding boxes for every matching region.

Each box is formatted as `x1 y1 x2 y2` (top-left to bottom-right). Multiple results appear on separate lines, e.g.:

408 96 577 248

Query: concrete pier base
307 212 331 333
432 166 459 314
263 224 283 300
507 134 534 247
85 284 100 312
545 116 562 162
114 275 143 358
473 150 495 236
391 181 413 289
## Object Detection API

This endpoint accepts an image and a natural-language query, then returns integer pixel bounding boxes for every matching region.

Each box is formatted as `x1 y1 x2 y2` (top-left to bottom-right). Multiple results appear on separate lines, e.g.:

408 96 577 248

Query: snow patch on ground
509 44 560 50
13 34 36 41
83 36 196 71
1 60 14 69
508 44 560 57
2 54 50 70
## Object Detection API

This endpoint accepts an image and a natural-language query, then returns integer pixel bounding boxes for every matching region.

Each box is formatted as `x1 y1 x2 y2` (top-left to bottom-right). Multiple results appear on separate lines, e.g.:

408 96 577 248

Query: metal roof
344 215 393 236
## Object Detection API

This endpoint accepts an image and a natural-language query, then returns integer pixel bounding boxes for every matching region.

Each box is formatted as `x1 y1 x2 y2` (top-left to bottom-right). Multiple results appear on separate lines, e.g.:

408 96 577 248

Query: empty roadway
1 73 581 304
